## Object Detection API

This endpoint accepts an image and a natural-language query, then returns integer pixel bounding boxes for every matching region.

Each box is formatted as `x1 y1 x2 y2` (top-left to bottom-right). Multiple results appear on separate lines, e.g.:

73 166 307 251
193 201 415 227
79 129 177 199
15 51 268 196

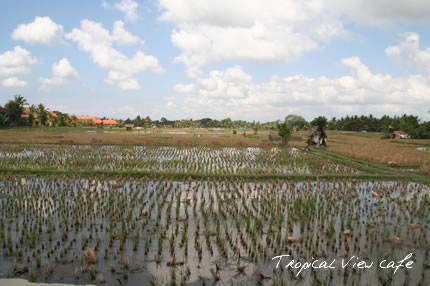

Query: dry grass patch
327 131 430 165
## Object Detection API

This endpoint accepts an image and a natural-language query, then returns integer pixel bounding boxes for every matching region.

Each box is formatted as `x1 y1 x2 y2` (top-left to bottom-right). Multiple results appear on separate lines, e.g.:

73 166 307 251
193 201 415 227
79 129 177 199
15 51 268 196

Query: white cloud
330 0 430 25
0 46 37 87
174 59 430 121
158 0 430 78
2 77 27 88
65 19 164 90
101 0 139 22
112 21 144 45
11 16 64 44
386 32 430 74
173 83 195 93
39 58 79 89
159 0 349 77
115 0 139 22
165 96 177 109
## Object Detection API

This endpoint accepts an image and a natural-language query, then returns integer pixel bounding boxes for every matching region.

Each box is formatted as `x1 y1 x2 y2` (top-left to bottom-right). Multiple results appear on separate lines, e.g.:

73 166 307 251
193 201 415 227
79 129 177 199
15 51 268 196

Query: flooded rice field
0 144 359 175
0 177 429 285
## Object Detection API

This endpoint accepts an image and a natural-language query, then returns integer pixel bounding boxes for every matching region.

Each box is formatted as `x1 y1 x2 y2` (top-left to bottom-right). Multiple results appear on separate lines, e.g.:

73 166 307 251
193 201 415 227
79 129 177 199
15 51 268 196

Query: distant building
100 119 118 127
76 116 118 127
76 115 100 126
125 124 134 131
267 131 281 141
392 131 410 139
0 106 9 115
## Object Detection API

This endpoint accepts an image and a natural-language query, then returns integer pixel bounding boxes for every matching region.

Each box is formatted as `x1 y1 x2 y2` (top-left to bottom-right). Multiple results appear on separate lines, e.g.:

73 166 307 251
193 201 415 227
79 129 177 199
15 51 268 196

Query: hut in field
307 126 327 146
267 131 281 142
125 124 134 131
392 131 410 139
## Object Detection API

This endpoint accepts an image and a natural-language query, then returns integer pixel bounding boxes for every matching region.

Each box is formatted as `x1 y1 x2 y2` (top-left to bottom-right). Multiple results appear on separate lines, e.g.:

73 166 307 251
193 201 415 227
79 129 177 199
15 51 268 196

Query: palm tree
37 104 48 126
28 105 37 126
4 95 27 124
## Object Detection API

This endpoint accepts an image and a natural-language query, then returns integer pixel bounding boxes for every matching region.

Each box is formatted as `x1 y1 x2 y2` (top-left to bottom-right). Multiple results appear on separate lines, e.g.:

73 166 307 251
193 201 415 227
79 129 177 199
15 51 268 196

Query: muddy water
0 178 429 285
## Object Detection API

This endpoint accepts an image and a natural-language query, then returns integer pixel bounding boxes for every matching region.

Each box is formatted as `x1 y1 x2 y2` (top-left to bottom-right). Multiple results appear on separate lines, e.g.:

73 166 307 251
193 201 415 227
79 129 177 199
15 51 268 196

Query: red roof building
76 116 118 126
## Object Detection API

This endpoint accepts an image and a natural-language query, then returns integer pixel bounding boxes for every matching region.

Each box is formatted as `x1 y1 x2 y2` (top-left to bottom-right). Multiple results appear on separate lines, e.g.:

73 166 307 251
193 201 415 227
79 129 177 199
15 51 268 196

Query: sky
1 0 430 121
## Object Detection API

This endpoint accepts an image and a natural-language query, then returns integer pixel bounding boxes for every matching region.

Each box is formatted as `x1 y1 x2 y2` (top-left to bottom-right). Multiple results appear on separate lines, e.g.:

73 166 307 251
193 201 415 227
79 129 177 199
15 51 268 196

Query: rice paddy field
0 128 429 286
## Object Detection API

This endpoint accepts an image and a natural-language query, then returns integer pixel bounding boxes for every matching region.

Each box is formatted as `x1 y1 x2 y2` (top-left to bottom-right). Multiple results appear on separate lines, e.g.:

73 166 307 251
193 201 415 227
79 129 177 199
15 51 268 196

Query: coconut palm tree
4 95 27 125
27 105 37 126
37 104 48 126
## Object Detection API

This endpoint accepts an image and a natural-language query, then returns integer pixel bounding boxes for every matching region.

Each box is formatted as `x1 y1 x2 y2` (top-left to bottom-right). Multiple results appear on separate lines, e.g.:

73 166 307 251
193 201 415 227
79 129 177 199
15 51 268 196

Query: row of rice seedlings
0 144 360 175
0 176 428 284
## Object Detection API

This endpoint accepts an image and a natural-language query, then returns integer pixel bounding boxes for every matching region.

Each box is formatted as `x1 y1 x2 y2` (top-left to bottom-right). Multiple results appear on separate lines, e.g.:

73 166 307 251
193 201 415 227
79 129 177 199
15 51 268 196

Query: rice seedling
0 144 361 176
0 144 428 285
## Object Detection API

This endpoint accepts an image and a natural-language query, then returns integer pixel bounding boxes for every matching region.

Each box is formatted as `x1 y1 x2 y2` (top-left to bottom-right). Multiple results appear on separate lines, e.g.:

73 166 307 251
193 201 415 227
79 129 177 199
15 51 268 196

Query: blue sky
1 0 430 121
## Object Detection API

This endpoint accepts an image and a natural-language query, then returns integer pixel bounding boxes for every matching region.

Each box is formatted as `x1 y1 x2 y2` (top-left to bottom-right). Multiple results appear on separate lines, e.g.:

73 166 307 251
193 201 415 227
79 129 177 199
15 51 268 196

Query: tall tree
5 95 27 124
144 116 152 128
285 114 308 130
37 104 48 126
251 121 261 135
277 121 293 145
28 105 37 126
310 116 328 129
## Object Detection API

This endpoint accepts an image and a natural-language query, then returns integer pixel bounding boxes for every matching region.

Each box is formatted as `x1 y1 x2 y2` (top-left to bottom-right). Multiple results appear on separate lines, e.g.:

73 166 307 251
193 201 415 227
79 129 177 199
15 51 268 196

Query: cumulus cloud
174 59 430 121
165 96 177 109
158 0 350 77
330 0 430 25
66 19 164 90
39 58 79 89
103 0 139 22
115 0 139 21
2 77 27 88
173 83 195 93
386 32 430 74
158 0 430 78
0 46 38 77
11 16 64 44
112 21 144 45
0 46 38 87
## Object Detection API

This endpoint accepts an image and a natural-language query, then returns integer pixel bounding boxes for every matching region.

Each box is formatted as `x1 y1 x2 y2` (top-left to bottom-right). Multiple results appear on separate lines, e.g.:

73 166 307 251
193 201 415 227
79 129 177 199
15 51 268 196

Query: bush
277 122 293 144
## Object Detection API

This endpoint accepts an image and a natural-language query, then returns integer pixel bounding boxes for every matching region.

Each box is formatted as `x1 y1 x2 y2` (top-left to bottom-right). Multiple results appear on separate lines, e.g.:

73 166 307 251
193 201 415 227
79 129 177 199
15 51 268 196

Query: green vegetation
327 114 430 138
1 95 429 285
310 115 328 129
277 121 293 144
0 176 428 284
2 95 430 139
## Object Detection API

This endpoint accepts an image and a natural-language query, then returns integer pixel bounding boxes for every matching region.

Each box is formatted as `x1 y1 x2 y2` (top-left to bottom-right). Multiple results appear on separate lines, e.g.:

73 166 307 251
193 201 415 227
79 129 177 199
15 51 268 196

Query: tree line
1 95 429 139
326 115 430 139
0 95 81 127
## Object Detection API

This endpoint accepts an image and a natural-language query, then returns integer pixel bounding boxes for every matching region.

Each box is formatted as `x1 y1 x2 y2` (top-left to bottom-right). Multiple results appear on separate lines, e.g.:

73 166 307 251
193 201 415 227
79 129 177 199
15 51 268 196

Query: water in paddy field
86 130 222 135
0 144 362 175
416 147 429 151
0 177 429 285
